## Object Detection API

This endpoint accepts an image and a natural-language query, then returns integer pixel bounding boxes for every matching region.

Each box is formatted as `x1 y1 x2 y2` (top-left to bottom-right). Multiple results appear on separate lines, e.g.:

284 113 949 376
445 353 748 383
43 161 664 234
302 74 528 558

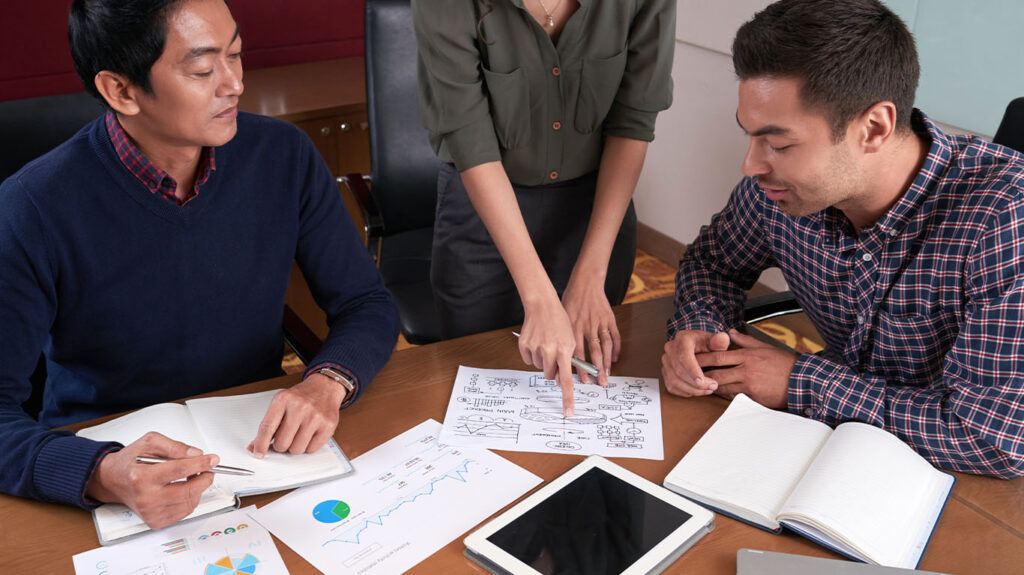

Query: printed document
73 506 288 575
439 366 664 460
250 419 540 575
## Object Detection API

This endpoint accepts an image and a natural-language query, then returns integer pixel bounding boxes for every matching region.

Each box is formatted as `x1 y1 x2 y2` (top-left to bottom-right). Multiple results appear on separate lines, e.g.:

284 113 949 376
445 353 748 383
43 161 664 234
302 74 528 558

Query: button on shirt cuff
787 353 827 423
789 352 892 429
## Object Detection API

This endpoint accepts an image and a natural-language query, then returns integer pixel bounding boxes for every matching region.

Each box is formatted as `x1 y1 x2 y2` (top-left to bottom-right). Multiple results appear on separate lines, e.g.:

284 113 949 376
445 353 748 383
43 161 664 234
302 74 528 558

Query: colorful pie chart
204 553 260 575
313 499 351 523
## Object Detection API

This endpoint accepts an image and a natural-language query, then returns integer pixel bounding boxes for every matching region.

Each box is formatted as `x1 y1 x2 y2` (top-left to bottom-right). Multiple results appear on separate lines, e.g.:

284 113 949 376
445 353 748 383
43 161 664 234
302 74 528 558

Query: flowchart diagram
439 367 663 460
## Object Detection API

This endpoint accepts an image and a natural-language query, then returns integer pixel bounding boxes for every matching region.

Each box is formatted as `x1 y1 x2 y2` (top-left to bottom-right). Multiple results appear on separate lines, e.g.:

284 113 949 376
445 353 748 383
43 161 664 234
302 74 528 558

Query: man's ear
93 71 143 117
854 101 898 154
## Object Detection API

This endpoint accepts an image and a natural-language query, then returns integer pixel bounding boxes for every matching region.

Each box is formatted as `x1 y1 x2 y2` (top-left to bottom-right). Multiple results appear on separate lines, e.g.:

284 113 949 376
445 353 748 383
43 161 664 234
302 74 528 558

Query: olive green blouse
412 0 675 186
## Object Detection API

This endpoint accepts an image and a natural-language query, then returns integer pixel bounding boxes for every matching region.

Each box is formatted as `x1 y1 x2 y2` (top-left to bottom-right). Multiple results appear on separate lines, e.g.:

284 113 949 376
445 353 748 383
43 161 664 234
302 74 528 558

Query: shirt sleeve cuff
666 309 732 340
305 361 361 408
602 105 658 142
33 434 123 509
441 117 503 172
787 353 887 427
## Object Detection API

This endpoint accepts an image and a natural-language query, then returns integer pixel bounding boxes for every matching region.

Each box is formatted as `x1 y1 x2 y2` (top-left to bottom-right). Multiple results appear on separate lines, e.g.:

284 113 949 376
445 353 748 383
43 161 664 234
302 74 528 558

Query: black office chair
743 96 1024 330
0 92 320 418
994 97 1024 154
341 0 443 345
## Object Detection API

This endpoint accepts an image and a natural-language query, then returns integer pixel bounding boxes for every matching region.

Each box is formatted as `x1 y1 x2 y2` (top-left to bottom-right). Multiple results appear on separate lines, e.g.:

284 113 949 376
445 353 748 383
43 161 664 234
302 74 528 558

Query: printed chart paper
73 506 288 575
250 419 541 575
440 366 664 460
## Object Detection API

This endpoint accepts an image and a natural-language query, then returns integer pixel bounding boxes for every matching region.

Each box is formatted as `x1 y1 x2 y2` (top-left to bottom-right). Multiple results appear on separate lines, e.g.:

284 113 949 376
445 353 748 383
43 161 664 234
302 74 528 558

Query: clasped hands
86 374 344 529
661 328 798 409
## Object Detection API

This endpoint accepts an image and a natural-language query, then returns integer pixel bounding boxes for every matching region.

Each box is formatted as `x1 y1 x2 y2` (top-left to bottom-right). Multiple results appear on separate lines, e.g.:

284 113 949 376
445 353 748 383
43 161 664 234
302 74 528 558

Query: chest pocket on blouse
867 309 953 386
482 66 531 149
574 50 628 134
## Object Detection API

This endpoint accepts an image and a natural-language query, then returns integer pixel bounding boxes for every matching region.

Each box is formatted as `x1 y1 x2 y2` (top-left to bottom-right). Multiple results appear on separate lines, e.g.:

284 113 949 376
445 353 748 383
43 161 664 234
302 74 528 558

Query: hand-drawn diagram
520 406 606 425
450 415 520 441
440 367 663 460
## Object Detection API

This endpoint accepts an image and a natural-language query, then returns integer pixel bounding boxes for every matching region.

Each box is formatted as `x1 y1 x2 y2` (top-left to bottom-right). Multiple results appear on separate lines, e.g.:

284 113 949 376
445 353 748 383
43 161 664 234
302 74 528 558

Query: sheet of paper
250 419 541 575
439 366 664 460
73 506 288 575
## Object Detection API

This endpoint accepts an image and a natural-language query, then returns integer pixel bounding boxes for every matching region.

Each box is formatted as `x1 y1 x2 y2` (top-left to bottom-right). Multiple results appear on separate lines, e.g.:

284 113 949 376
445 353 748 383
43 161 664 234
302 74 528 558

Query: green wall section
883 0 1024 136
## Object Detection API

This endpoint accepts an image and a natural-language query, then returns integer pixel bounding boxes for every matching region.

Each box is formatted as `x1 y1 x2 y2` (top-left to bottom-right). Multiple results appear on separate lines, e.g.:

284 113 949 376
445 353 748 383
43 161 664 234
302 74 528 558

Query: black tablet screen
486 467 693 575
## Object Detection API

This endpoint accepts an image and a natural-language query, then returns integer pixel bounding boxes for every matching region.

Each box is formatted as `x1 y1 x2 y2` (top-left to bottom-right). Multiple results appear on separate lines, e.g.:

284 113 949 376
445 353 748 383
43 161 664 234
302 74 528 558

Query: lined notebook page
184 390 348 493
665 394 832 528
77 404 233 544
778 422 954 567
77 402 207 451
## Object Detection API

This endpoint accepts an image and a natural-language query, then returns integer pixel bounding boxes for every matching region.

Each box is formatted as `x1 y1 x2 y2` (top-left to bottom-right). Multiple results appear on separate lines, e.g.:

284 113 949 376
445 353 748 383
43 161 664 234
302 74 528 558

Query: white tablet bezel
463 455 715 575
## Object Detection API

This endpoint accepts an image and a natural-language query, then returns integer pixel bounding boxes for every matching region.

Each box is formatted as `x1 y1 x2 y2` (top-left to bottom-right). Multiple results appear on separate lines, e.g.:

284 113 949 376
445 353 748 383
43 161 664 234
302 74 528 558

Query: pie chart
313 499 351 523
204 553 260 575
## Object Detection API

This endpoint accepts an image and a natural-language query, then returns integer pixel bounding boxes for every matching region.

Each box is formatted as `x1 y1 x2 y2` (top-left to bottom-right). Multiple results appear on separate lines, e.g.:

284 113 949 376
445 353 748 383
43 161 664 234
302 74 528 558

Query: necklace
535 0 563 27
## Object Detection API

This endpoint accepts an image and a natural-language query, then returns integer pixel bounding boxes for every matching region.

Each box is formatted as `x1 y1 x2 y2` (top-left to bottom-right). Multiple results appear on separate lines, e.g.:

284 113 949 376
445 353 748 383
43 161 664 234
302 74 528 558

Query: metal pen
511 331 601 377
135 456 255 476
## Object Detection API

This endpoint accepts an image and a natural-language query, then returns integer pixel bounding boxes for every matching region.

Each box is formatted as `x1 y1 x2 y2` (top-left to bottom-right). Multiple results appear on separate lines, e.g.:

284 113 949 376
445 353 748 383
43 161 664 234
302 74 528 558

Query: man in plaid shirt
663 0 1024 478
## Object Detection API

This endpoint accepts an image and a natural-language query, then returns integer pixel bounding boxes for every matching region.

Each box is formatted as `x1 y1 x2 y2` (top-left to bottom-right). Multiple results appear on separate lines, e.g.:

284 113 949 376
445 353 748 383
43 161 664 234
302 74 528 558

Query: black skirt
430 163 637 339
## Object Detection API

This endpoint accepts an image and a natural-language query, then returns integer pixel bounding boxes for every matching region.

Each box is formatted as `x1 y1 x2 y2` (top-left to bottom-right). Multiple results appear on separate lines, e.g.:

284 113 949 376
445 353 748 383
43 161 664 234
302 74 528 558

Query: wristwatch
317 366 356 403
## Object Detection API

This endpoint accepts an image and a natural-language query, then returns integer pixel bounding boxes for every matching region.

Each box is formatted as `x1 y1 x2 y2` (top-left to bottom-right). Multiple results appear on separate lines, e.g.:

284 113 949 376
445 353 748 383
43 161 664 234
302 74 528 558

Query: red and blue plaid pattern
105 110 214 206
669 111 1024 478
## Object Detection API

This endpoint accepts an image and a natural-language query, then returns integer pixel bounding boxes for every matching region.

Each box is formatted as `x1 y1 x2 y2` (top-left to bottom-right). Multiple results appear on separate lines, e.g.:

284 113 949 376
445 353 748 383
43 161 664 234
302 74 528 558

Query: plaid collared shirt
669 111 1024 478
105 110 214 205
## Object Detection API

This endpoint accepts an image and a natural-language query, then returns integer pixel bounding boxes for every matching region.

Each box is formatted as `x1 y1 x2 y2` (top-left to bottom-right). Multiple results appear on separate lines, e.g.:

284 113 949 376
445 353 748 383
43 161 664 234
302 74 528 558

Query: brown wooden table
2 297 1021 573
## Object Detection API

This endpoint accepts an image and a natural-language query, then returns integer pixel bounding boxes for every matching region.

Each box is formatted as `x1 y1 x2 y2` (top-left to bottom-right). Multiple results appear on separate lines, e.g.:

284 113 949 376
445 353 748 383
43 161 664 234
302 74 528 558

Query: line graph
451 415 520 440
321 459 484 547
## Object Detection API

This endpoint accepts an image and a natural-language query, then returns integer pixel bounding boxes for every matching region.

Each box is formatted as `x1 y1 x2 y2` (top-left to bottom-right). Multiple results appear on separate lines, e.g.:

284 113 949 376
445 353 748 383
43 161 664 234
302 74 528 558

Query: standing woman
412 0 675 415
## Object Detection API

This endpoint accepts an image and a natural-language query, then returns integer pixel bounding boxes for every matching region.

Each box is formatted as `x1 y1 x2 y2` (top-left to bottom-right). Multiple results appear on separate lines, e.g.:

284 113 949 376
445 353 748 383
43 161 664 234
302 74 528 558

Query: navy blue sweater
0 112 399 507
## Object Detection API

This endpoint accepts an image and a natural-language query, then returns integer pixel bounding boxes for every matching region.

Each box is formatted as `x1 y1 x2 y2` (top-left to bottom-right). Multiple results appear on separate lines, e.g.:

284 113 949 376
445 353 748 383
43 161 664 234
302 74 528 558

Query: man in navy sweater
0 0 399 528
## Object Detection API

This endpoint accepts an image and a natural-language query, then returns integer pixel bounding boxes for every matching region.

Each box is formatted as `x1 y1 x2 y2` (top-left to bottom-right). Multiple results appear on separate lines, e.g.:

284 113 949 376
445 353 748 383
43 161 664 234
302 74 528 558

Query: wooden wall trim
637 222 776 298
637 222 687 267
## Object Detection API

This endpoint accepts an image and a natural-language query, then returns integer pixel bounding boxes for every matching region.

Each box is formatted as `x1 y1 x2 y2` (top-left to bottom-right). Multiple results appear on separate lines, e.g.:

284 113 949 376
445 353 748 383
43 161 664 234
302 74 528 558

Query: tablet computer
464 456 715 575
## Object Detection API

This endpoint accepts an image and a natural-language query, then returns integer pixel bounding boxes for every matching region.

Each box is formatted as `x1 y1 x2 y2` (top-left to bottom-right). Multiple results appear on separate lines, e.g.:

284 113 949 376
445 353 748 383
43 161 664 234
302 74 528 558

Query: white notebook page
77 402 207 451
184 389 347 492
665 394 832 527
778 421 953 567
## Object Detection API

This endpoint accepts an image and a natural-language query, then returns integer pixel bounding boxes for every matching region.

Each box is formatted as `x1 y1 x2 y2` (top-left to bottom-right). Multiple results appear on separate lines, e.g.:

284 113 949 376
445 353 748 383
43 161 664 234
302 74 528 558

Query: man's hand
85 432 218 530
696 329 797 409
247 373 344 458
662 329 732 397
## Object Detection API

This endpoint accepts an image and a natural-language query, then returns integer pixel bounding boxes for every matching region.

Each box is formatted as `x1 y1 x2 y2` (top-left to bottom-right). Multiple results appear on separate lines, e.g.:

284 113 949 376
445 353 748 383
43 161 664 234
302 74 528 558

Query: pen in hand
135 456 255 476
511 331 601 378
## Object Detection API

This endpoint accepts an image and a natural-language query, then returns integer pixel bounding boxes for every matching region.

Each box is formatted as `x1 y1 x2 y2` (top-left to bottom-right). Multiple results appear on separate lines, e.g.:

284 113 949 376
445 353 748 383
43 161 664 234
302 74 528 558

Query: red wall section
0 0 365 102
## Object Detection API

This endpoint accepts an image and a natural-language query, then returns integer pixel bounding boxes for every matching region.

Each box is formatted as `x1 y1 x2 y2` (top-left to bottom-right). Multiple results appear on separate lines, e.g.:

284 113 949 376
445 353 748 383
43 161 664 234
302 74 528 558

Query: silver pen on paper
511 331 601 377
135 456 255 476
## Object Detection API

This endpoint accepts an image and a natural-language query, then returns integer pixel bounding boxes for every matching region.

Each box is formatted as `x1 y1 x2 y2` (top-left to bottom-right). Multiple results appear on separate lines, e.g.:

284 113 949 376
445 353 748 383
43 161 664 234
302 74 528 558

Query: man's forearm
789 354 1024 479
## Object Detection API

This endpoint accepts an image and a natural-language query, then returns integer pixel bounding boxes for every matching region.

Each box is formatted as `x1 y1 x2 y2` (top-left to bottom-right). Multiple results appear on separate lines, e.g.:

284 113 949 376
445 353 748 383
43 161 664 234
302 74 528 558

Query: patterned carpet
283 249 823 371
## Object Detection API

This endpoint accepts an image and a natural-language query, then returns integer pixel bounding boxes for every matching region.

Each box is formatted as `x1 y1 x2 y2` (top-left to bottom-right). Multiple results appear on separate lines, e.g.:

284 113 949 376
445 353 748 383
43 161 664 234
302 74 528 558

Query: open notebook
77 389 352 545
663 394 954 569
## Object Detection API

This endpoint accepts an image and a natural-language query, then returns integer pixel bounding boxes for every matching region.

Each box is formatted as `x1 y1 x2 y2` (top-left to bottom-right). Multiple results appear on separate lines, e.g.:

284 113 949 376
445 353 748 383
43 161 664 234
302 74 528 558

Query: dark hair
68 0 185 103
475 0 494 45
732 0 919 140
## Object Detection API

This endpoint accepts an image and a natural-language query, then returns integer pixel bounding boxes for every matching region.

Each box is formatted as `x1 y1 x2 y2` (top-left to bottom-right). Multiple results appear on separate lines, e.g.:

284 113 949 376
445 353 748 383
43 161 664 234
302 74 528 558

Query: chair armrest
338 174 384 262
742 290 802 324
282 305 323 367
